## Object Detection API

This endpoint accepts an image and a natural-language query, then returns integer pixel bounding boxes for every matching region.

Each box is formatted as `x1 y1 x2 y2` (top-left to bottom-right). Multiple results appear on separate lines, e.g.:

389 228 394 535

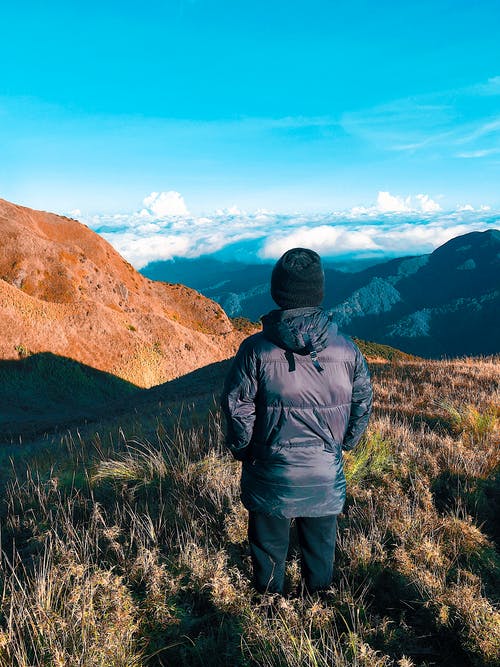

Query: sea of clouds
80 190 498 269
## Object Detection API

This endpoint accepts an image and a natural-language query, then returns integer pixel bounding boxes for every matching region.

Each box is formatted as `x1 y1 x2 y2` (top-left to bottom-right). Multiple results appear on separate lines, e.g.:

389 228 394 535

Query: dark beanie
271 248 325 309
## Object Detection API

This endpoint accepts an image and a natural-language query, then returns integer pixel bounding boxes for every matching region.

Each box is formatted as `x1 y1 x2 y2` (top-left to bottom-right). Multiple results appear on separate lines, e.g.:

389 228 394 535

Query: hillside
0 198 246 388
0 355 498 666
0 334 415 443
142 229 500 358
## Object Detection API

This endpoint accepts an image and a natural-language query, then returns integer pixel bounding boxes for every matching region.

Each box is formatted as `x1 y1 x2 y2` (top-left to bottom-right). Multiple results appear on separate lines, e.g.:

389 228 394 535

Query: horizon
3 190 499 269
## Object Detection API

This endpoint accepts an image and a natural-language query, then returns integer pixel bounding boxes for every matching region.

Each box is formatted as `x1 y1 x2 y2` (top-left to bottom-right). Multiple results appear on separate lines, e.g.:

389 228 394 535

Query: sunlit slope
0 198 245 387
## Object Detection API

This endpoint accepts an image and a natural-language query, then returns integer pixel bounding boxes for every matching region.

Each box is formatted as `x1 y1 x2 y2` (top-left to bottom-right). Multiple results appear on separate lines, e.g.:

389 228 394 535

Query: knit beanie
271 248 325 309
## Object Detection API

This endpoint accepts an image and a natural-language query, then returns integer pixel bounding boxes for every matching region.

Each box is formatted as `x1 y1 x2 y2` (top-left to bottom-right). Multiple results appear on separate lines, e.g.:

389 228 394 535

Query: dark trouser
248 512 337 594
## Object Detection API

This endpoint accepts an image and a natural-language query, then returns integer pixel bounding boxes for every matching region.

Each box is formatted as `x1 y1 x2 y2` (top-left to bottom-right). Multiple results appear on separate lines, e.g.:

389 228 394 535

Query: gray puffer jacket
221 306 373 518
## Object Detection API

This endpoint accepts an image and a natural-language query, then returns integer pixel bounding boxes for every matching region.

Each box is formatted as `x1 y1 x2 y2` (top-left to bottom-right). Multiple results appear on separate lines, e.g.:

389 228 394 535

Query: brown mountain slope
0 198 246 387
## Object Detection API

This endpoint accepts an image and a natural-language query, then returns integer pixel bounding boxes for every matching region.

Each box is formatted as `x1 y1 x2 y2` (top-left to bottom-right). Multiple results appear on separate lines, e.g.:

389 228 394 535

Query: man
221 248 373 595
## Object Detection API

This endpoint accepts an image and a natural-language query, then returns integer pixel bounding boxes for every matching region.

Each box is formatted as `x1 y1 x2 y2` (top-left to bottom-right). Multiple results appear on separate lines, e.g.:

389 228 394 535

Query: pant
248 511 337 594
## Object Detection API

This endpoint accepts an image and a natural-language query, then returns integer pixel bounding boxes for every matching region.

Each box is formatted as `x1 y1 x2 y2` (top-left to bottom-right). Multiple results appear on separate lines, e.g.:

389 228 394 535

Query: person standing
221 248 373 594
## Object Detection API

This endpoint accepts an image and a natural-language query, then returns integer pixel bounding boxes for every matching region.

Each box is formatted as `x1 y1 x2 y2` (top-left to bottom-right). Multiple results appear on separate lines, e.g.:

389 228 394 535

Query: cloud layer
86 190 499 269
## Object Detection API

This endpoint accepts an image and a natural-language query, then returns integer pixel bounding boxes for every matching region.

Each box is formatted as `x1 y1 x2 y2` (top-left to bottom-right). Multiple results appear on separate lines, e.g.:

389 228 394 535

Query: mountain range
142 229 500 357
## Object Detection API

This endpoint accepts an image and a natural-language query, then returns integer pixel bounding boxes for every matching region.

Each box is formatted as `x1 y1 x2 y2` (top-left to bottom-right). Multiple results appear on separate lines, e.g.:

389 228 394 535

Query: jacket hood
261 306 337 354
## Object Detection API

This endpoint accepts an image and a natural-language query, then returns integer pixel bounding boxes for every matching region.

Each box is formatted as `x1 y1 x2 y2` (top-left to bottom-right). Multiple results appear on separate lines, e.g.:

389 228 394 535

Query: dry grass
0 356 499 666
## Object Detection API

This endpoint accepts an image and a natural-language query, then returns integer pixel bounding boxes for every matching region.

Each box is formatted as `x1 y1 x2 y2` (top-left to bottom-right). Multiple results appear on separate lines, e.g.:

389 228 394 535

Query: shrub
344 432 394 485
91 439 168 489
441 400 499 445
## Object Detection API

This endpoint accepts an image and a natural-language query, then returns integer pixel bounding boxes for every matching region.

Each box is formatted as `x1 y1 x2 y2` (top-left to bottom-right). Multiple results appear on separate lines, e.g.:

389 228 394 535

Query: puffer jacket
221 306 373 518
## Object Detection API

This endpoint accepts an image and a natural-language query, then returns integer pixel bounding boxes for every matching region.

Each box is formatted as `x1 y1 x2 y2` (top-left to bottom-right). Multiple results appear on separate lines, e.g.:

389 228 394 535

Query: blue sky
1 1 499 263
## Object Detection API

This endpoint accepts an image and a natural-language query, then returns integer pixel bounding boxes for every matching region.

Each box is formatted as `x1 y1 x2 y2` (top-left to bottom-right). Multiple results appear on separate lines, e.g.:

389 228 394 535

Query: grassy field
0 356 499 666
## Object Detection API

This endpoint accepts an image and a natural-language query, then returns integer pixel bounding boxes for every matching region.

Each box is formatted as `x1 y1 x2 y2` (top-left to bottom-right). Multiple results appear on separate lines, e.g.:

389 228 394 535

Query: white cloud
260 226 380 258
415 193 441 213
135 222 162 233
456 148 500 158
457 203 491 212
456 118 500 145
373 222 478 251
214 205 244 216
102 231 192 267
370 191 441 214
143 191 189 217
348 205 373 216
377 191 411 213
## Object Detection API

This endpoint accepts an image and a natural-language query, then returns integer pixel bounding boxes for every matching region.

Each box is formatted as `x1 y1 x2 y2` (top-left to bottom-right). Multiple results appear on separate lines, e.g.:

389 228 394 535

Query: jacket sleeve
220 338 259 461
343 344 373 451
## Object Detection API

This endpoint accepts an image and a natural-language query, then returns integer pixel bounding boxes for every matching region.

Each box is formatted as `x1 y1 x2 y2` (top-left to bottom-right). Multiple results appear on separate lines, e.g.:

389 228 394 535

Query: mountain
333 230 500 357
0 198 246 388
141 229 500 357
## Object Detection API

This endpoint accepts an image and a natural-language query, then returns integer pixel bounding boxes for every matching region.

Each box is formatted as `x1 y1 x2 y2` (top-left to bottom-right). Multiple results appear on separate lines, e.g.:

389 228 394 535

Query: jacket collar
261 306 337 355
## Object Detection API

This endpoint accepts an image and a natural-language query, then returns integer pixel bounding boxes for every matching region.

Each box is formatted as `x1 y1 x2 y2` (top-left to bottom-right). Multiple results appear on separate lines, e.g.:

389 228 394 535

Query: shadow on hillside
0 352 141 442
142 358 231 404
0 352 233 443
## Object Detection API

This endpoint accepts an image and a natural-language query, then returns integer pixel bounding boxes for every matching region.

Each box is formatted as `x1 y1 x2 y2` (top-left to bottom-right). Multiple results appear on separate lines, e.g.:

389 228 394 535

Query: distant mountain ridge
142 229 500 357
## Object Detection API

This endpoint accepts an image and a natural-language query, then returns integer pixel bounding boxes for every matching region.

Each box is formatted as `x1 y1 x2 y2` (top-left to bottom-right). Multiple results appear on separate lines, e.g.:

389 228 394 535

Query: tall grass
0 357 499 665
344 431 394 484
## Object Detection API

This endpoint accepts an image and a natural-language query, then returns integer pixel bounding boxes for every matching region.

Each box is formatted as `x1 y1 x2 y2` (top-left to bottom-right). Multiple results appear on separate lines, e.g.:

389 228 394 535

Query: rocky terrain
0 198 245 389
